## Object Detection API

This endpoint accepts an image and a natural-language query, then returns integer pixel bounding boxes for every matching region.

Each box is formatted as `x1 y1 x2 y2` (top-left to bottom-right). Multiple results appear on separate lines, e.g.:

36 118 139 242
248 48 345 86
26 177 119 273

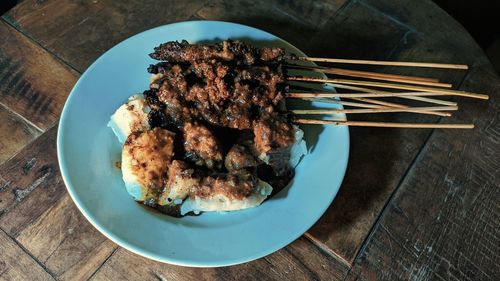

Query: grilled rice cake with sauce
121 128 175 202
180 172 273 215
108 95 150 143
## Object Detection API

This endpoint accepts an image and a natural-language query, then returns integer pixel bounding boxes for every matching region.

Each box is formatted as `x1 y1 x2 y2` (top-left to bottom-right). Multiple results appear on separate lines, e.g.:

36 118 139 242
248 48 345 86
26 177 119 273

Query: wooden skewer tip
295 57 469 70
293 119 474 129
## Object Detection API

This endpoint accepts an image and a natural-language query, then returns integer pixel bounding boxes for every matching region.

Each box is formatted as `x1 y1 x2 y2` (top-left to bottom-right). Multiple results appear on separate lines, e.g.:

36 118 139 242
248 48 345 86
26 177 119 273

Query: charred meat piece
149 61 286 130
225 144 258 171
253 112 295 154
221 103 253 130
183 122 223 168
155 66 193 125
150 40 286 65
185 62 232 105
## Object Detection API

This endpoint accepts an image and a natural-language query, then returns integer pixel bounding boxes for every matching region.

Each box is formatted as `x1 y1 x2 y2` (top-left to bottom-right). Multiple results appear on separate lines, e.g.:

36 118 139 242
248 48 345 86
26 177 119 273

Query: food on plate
183 122 223 169
108 40 307 217
180 172 273 215
121 128 174 202
149 40 286 65
108 95 150 143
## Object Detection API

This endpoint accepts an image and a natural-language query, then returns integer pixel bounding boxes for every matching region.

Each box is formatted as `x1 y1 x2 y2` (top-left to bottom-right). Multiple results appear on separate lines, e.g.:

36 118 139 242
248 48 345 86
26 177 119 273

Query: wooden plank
15 195 117 281
0 125 345 280
2 0 208 72
346 57 499 280
0 126 118 280
0 126 60 220
303 0 491 264
0 230 54 281
196 0 348 54
356 0 484 81
294 0 423 263
198 0 419 265
360 0 478 45
90 237 349 281
0 21 78 130
305 1 408 61
2 0 494 277
0 104 40 164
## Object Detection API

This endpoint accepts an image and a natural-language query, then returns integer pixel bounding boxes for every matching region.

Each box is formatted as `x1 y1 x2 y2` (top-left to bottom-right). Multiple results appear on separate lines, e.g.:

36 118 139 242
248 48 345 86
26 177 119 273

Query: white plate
57 20 350 267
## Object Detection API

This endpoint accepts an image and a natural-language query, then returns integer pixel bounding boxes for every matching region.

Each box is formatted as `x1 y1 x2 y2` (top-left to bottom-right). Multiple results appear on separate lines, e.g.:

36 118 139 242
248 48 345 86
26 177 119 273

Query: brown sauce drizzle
130 40 298 216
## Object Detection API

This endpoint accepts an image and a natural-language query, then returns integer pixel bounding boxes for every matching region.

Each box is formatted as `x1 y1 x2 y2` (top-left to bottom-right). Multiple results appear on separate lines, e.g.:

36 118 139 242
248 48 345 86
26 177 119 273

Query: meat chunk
144 60 287 130
253 113 295 154
222 104 253 130
183 122 223 168
149 40 286 65
225 145 258 171
259 47 285 61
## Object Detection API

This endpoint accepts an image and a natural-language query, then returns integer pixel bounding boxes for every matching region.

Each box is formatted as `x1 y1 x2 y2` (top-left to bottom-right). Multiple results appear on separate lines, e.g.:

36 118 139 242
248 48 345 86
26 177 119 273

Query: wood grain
90 237 349 281
0 127 117 281
0 126 60 219
197 0 442 265
196 0 348 55
303 0 492 264
0 104 40 165
0 21 78 130
15 195 117 281
2 0 208 72
0 230 54 281
346 57 499 280
306 0 407 61
0 0 498 279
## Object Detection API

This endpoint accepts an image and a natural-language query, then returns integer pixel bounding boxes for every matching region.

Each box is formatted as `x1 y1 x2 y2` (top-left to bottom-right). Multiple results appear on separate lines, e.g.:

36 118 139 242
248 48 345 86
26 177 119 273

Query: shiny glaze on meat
183 122 223 168
149 61 287 130
136 40 300 216
225 144 258 171
253 112 295 154
150 40 285 65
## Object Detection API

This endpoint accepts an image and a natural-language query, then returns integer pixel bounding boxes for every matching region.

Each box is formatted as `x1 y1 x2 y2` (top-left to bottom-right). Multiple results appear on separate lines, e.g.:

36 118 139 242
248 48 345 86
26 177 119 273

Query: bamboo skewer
286 64 439 83
283 57 483 129
293 119 474 129
301 97 452 117
348 96 455 108
300 98 388 109
283 55 486 128
347 97 452 116
348 97 409 107
289 92 463 99
293 81 458 106
290 106 457 115
286 65 451 87
398 96 457 106
288 77 489 100
335 78 489 99
295 57 469 70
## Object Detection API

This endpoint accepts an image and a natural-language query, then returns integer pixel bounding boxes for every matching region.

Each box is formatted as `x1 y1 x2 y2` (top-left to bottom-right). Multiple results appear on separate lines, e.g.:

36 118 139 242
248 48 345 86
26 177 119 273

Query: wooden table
0 1 498 280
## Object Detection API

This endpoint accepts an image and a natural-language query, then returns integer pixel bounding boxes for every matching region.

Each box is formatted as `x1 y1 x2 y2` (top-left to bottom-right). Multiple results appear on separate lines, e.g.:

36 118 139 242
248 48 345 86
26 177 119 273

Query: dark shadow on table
192 16 406 238
216 12 430 259
0 0 17 16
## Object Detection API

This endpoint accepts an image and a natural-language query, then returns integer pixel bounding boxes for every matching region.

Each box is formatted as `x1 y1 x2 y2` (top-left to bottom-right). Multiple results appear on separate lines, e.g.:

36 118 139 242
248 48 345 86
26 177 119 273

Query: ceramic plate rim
57 20 350 267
